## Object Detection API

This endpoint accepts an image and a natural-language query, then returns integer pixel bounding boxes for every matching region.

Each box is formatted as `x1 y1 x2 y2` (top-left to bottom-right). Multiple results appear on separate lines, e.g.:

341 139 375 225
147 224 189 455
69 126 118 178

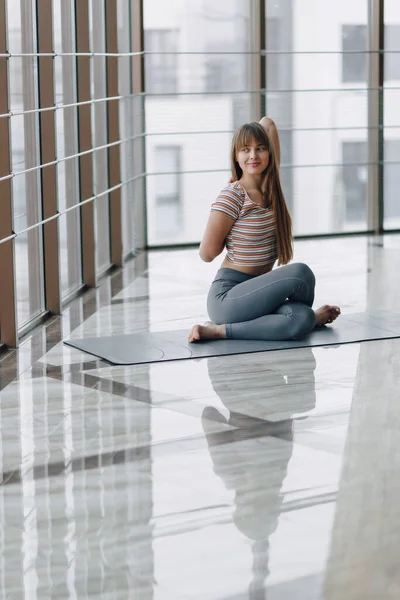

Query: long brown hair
230 122 293 265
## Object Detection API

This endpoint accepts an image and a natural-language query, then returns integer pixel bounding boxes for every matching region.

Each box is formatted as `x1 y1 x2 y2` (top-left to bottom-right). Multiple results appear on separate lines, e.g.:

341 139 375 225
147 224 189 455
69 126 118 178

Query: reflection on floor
1 234 400 599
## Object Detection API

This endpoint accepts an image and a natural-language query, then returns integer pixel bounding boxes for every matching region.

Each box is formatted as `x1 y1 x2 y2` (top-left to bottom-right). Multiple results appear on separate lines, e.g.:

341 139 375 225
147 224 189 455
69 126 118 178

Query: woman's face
236 138 269 176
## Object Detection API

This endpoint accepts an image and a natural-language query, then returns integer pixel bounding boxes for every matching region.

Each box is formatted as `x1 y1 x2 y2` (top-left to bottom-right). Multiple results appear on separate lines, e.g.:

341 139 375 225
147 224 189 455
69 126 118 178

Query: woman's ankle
219 324 228 339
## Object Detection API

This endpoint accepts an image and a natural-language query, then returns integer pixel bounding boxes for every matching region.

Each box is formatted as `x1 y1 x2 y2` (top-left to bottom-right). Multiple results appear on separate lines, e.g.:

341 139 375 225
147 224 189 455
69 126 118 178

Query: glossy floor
1 235 400 599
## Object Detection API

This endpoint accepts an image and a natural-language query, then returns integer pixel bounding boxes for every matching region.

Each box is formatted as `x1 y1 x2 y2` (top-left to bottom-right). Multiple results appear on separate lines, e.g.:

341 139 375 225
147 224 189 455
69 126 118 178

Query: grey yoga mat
63 311 400 366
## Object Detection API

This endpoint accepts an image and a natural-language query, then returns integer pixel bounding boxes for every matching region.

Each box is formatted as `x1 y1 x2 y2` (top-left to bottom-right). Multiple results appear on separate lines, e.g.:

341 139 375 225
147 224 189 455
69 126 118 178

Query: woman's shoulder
212 181 245 219
217 180 246 200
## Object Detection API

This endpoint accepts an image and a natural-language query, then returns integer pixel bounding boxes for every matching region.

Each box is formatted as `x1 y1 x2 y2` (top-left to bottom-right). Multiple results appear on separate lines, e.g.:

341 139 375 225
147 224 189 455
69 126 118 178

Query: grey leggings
207 262 316 341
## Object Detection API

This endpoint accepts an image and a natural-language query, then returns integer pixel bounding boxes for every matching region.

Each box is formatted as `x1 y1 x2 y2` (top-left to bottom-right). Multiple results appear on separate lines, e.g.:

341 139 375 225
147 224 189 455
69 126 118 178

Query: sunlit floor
1 234 400 599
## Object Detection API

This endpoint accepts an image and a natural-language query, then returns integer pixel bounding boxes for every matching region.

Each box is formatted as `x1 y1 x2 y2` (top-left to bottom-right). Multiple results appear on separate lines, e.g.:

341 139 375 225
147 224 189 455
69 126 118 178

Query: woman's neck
240 173 264 191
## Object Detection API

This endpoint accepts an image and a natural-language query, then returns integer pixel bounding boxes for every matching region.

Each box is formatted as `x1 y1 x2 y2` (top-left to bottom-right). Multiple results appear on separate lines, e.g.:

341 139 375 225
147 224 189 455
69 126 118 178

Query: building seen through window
342 141 367 223
342 24 400 82
342 139 400 225
145 29 179 94
154 146 182 236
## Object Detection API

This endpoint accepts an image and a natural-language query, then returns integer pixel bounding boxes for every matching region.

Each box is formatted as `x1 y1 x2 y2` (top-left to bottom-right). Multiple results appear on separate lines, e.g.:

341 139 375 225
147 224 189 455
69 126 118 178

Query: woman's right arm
199 211 235 262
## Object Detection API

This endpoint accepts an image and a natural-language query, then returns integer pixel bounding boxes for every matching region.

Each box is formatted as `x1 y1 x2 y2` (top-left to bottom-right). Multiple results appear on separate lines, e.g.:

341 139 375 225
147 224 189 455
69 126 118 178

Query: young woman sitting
189 118 340 343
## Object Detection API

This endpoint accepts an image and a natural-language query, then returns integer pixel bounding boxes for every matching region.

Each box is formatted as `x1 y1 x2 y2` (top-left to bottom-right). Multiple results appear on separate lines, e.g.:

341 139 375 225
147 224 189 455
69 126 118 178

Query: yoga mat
63 311 400 366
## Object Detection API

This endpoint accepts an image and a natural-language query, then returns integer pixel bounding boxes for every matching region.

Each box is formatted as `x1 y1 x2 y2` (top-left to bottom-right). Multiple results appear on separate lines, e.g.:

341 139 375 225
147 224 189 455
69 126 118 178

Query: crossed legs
189 263 340 342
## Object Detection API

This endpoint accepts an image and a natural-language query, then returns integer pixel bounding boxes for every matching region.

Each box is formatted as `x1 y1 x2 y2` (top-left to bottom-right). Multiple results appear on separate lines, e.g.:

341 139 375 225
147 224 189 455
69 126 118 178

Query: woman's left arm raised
260 116 280 170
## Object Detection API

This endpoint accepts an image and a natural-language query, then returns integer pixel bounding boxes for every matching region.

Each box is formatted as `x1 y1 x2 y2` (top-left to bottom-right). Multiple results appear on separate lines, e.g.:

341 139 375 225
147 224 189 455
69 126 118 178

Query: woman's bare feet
188 321 227 343
314 305 341 326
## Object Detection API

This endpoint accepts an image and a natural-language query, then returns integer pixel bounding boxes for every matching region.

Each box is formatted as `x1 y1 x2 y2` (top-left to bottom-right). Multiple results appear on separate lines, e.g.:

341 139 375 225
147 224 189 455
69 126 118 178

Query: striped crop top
211 181 277 266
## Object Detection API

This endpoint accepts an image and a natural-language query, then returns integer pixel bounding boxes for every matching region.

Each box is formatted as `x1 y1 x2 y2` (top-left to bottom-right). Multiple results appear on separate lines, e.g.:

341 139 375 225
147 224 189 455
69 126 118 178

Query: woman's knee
290 262 315 288
287 304 316 339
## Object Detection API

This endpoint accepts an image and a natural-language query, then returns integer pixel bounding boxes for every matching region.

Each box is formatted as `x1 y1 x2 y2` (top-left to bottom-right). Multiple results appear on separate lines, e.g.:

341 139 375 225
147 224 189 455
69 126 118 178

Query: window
385 26 400 80
266 18 281 91
205 57 232 92
342 142 367 223
342 140 400 226
145 29 178 94
154 147 182 236
384 140 400 221
204 47 247 126
342 25 400 83
341 25 366 83
204 50 246 94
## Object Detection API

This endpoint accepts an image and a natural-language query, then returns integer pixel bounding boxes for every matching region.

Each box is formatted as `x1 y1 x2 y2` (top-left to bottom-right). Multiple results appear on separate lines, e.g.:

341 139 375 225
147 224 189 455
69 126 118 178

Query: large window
264 5 293 214
53 0 82 298
8 0 45 328
0 0 146 345
144 0 251 246
91 0 111 275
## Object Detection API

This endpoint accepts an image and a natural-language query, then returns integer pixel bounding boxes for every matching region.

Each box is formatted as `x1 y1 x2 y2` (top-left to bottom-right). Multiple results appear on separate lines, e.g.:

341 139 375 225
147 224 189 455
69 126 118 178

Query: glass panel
383 0 400 230
383 131 400 230
153 146 181 237
133 94 147 250
291 164 369 235
265 0 369 236
144 1 251 245
266 0 368 53
118 0 135 257
53 0 82 297
90 0 111 274
148 171 230 245
145 29 178 94
146 120 236 246
8 0 45 328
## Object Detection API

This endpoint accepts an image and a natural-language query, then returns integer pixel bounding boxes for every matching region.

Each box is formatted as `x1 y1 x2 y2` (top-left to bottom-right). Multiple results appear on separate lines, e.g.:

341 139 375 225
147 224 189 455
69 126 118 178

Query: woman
189 117 340 343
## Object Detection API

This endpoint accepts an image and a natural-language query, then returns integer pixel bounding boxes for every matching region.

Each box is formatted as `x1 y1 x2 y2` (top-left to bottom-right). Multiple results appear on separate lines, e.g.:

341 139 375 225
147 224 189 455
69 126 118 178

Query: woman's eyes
241 147 266 152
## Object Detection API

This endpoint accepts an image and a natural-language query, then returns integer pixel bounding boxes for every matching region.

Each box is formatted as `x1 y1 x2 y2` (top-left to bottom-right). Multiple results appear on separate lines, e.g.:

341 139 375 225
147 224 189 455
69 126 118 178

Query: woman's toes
315 305 341 326
188 325 201 342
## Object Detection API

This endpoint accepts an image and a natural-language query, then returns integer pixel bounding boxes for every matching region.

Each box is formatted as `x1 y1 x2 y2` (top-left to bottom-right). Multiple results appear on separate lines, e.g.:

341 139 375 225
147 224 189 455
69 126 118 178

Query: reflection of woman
189 117 340 343
202 349 317 598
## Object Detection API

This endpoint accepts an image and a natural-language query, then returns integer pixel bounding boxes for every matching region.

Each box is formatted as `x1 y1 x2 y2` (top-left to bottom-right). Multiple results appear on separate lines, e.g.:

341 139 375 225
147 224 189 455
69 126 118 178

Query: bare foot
188 321 227 343
315 305 341 326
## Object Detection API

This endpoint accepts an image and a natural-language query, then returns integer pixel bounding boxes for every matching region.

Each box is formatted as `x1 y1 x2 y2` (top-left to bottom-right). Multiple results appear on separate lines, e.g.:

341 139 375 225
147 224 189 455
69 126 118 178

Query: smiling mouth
248 163 261 167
